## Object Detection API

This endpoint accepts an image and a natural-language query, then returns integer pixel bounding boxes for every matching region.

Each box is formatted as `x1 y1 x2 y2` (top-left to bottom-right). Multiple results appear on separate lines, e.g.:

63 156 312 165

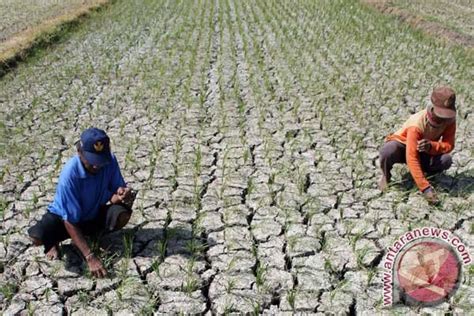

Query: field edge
360 0 474 50
0 0 110 77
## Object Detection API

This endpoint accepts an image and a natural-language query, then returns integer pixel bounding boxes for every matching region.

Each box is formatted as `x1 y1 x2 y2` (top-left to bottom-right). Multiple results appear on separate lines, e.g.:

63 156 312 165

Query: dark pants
28 204 130 254
379 141 452 182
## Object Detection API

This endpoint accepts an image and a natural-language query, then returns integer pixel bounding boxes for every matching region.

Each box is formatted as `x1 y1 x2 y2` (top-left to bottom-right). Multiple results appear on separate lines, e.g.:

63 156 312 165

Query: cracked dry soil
1 0 473 314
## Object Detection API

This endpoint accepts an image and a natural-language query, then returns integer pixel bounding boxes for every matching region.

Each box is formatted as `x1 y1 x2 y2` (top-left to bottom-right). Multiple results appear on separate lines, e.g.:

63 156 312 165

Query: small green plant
255 261 266 289
349 232 364 251
101 251 120 272
184 239 205 257
330 279 348 301
252 301 261 315
139 295 158 316
356 246 370 269
225 256 237 272
193 145 202 176
324 258 334 273
123 232 134 258
246 176 255 196
225 278 235 294
367 267 377 286
0 282 18 303
32 193 39 206
319 233 327 252
77 290 90 307
151 258 161 273
296 167 309 196
287 289 296 311
182 276 199 293
465 264 474 286
243 147 250 164
286 236 298 253
223 303 234 315
27 301 36 316
116 283 124 301
44 287 51 302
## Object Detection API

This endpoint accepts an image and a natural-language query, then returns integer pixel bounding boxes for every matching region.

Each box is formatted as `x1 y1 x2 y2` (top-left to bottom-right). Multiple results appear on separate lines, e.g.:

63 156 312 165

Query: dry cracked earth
0 0 473 314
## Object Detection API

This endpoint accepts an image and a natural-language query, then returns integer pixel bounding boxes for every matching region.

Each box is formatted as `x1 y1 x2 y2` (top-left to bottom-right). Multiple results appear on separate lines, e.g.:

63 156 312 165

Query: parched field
1 0 473 314
0 0 101 42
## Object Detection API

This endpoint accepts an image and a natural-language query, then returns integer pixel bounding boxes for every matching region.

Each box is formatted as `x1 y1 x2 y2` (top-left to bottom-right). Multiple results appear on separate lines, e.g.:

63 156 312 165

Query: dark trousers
379 141 452 182
28 204 130 254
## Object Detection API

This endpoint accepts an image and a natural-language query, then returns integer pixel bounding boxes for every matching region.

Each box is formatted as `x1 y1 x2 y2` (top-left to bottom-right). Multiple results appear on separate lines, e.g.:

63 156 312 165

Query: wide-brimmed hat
430 86 456 119
78 128 112 166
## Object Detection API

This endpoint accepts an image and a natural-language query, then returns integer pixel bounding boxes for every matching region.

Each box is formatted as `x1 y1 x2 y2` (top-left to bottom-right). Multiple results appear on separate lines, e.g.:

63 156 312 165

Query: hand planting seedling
378 86 457 205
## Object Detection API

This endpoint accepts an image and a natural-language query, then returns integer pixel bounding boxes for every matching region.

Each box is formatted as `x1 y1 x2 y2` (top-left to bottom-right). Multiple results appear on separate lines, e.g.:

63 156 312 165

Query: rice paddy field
0 0 473 314
0 0 101 41
391 0 474 38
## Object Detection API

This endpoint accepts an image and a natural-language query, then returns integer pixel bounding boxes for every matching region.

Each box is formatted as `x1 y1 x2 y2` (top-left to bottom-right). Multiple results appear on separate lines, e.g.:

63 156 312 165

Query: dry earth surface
1 0 473 314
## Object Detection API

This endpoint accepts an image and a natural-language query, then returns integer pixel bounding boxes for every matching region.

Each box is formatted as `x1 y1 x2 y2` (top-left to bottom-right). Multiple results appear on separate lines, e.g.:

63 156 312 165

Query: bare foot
46 245 60 260
378 174 388 191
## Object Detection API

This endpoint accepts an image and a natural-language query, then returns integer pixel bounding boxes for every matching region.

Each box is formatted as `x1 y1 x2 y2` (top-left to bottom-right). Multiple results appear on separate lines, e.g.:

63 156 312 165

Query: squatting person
378 86 457 204
28 128 134 278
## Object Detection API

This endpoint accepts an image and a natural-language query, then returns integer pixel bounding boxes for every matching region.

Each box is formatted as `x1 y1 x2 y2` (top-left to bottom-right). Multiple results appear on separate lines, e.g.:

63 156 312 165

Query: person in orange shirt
378 86 457 204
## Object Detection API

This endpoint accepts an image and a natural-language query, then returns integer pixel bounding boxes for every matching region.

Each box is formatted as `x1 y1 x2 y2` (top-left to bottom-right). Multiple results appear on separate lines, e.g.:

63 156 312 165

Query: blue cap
79 128 111 167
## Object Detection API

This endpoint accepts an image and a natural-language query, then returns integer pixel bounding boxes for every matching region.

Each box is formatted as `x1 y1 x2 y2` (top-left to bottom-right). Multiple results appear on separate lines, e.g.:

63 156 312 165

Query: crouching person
378 86 457 205
28 128 134 278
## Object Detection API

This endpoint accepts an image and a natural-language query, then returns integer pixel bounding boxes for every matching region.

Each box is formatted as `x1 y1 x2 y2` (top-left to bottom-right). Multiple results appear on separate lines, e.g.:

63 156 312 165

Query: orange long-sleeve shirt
386 109 456 191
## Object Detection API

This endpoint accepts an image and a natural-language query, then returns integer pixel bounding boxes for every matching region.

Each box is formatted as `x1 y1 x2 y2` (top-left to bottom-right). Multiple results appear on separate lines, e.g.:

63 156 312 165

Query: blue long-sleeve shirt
48 154 125 223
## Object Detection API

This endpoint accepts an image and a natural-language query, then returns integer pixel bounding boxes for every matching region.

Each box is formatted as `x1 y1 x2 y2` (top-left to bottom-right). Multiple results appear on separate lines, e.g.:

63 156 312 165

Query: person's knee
441 154 453 170
379 141 399 165
114 211 131 230
29 236 43 246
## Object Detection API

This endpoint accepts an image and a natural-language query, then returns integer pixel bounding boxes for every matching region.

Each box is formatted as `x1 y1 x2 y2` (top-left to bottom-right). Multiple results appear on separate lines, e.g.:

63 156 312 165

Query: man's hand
63 221 107 277
110 187 131 204
87 254 107 278
417 139 432 153
423 187 439 205
117 187 131 201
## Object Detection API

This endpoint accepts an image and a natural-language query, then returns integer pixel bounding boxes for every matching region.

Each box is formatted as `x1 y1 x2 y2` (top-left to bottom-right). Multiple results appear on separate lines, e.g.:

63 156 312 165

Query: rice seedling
254 261 266 289
0 282 18 303
122 232 134 259
286 289 296 311
182 276 199 294
225 278 235 294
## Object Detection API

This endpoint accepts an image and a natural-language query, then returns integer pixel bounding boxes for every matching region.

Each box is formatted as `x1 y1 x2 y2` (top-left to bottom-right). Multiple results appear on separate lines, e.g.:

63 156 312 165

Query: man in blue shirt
28 128 134 278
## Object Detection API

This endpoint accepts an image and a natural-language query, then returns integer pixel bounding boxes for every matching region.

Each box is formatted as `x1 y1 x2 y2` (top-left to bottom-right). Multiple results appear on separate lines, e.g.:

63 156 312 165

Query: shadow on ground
391 170 473 198
59 226 213 277
432 171 474 198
